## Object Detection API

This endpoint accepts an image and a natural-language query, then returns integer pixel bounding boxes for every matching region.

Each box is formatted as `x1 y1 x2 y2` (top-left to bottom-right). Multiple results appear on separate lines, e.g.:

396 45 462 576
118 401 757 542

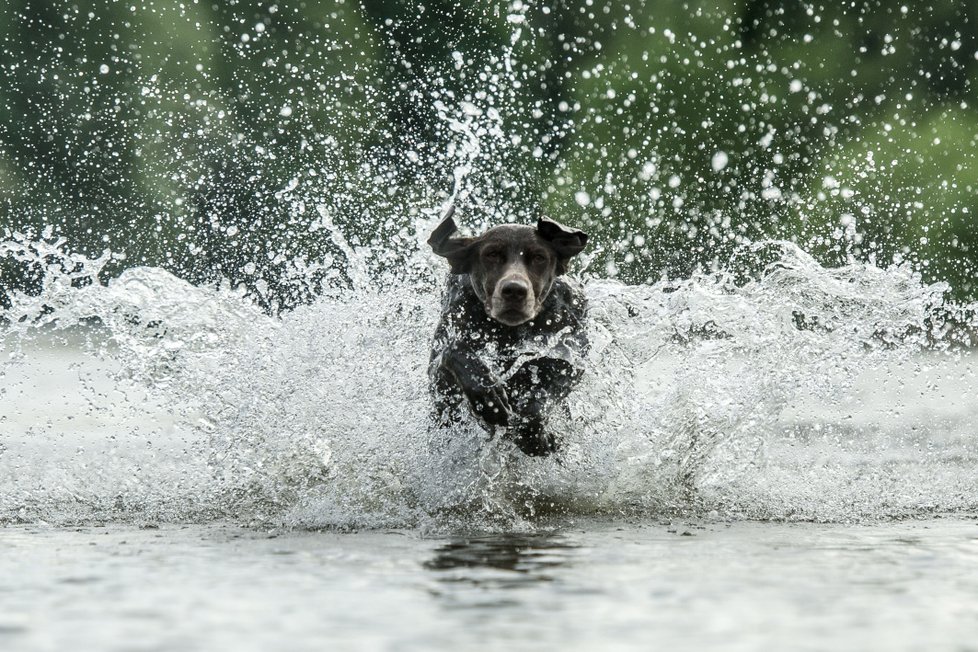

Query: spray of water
2 3 977 531
2 216 972 531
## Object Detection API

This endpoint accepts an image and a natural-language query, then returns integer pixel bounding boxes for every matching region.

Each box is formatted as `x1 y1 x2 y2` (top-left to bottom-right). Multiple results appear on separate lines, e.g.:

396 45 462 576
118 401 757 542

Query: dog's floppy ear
428 207 477 274
537 218 588 274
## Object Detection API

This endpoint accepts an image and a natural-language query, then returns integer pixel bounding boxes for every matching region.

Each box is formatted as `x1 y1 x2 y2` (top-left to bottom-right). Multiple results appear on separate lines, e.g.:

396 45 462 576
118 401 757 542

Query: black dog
428 209 589 456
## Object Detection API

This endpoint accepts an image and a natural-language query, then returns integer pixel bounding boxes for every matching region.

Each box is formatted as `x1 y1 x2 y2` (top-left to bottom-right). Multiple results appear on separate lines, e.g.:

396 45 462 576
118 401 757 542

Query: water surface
2 519 975 651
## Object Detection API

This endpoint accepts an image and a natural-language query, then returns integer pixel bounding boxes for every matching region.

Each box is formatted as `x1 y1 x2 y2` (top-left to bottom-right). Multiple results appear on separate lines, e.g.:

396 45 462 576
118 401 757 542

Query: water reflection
423 532 579 600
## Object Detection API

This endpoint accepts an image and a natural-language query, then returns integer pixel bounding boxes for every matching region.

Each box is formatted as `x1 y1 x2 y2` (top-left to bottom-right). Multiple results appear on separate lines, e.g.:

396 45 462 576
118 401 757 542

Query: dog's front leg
436 345 514 430
508 357 584 418
504 358 584 456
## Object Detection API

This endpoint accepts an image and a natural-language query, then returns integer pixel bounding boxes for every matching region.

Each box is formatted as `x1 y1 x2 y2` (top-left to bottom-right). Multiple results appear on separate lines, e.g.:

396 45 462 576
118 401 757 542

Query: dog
427 208 589 456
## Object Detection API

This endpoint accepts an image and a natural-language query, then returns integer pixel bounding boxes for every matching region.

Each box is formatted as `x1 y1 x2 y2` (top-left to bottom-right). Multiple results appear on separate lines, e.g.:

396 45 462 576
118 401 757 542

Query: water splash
2 225 973 531
3 2 977 529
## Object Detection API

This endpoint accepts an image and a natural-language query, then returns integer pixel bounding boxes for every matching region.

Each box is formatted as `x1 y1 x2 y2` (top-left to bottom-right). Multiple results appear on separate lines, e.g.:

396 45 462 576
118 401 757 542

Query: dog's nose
501 281 529 301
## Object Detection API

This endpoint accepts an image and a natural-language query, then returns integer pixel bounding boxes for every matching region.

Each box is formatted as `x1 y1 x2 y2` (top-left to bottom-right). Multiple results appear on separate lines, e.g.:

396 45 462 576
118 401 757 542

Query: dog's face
429 212 588 326
469 224 559 326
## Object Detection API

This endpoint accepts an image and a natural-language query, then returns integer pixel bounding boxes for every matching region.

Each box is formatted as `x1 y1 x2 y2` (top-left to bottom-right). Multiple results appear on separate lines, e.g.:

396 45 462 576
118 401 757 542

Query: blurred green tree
1 0 977 310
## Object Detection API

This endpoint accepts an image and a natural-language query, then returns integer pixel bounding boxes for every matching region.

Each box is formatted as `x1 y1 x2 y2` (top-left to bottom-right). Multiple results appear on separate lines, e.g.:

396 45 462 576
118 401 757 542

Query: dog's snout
500 280 529 301
489 274 535 325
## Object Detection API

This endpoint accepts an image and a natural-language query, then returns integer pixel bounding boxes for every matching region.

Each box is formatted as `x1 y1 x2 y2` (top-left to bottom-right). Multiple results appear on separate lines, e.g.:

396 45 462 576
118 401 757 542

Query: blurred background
1 0 976 312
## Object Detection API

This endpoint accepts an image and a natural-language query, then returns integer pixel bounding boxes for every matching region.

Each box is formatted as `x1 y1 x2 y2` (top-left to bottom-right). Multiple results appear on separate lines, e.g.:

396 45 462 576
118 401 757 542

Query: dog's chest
449 283 580 365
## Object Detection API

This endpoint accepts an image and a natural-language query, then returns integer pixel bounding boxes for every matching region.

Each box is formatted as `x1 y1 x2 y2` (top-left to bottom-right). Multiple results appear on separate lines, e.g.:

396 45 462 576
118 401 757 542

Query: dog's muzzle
489 274 536 325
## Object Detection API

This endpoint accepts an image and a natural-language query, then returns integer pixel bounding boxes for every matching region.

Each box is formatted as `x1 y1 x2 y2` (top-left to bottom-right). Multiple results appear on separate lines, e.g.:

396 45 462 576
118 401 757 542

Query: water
3 236 975 529
4 3 978 647
3 519 978 651
3 240 978 647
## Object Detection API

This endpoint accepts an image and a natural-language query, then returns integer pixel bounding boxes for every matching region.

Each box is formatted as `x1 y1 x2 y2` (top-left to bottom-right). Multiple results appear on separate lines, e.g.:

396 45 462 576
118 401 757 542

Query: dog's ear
537 218 588 274
428 209 477 274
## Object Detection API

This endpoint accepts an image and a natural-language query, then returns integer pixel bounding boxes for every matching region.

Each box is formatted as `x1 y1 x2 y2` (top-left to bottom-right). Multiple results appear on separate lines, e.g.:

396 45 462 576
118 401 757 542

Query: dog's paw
506 420 558 457
466 383 513 428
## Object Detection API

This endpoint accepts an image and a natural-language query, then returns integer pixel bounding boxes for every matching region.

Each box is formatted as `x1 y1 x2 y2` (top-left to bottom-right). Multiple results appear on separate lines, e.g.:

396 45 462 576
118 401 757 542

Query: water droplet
711 151 729 172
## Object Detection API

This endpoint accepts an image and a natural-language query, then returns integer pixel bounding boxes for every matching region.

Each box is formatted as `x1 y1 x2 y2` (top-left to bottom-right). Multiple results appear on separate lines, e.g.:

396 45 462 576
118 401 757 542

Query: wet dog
428 209 589 456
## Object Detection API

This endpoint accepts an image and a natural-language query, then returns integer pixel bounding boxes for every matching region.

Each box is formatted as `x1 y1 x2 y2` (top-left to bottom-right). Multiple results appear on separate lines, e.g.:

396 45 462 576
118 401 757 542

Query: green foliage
1 0 978 307
796 104 978 300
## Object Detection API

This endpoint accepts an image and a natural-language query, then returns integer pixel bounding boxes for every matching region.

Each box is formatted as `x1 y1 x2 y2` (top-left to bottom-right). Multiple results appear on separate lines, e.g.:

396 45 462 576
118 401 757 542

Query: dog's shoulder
437 273 482 320
440 272 472 303
431 274 488 349
548 277 587 313
538 277 587 330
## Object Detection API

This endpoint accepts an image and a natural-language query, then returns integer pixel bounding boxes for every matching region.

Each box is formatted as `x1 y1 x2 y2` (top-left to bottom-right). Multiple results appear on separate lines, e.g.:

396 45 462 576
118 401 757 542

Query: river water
2 518 977 652
3 1 977 647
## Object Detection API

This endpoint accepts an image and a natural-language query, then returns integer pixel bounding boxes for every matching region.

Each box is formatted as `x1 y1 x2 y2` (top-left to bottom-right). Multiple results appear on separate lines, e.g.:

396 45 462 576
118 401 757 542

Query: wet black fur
428 213 588 456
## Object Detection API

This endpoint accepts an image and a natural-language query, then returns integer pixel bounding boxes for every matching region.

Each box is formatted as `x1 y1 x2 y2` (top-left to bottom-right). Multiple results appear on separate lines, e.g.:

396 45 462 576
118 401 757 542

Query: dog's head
428 209 588 326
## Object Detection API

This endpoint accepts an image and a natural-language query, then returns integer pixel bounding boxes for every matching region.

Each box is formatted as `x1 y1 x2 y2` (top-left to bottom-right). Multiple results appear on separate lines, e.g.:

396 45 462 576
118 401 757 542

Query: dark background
2 1 976 311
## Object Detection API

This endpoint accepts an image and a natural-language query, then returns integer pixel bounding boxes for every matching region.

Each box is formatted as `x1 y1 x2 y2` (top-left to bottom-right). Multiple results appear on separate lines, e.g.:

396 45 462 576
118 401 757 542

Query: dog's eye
484 250 503 262
530 253 548 265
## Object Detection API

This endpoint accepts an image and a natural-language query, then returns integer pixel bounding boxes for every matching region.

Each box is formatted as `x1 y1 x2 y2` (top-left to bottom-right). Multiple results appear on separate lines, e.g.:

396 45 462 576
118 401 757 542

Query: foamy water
3 233 975 530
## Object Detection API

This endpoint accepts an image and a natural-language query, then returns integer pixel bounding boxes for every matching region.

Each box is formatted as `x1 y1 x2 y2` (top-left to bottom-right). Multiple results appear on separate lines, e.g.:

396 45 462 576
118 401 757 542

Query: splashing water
4 2 978 531
2 221 974 531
